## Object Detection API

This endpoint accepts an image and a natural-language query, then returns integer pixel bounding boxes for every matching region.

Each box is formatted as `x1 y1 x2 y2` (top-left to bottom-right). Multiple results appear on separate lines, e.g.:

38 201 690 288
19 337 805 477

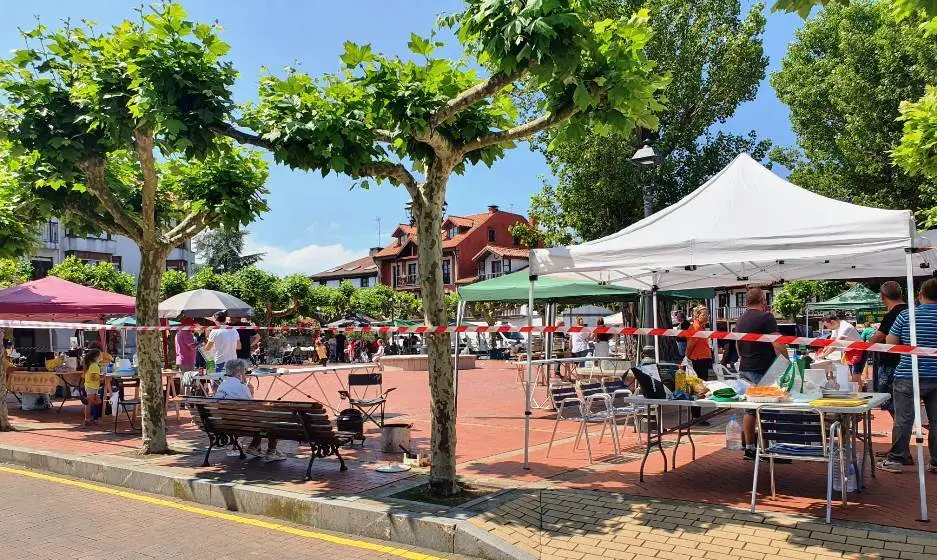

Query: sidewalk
2 361 936 559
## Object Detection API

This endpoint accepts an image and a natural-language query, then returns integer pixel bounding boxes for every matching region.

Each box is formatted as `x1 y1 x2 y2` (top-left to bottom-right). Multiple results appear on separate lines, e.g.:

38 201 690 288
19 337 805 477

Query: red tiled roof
376 210 531 256
472 245 531 262
310 254 380 279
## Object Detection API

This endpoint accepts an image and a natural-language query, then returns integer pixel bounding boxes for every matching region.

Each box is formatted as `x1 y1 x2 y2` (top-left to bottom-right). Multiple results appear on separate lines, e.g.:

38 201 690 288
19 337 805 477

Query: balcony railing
394 275 420 288
477 272 504 281
63 235 117 255
715 306 747 321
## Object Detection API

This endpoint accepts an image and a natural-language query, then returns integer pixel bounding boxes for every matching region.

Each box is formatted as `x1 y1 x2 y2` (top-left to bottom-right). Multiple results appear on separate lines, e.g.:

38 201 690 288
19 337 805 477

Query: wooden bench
183 397 353 479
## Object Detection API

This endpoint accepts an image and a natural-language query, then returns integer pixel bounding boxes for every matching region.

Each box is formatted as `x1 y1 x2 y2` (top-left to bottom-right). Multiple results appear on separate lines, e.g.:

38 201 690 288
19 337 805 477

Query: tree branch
133 129 159 246
460 103 580 155
431 70 526 128
165 209 214 247
78 158 144 242
356 161 420 198
214 122 276 151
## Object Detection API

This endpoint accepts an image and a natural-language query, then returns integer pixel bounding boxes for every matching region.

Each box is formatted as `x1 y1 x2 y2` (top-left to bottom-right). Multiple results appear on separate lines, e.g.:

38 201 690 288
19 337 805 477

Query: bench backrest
183 397 336 442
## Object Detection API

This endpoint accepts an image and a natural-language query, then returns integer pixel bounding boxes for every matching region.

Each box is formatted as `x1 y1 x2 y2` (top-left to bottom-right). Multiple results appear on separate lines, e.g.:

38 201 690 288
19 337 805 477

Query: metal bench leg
202 436 215 467
305 454 316 480
335 446 348 472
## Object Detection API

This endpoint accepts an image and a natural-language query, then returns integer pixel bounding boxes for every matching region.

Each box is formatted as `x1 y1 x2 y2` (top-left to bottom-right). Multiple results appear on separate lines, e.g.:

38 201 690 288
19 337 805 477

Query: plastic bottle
725 415 743 450
205 357 215 373
832 443 858 493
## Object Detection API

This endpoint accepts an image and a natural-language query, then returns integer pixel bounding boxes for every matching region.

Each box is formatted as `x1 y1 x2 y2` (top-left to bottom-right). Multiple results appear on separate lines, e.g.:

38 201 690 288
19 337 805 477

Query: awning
0 276 136 321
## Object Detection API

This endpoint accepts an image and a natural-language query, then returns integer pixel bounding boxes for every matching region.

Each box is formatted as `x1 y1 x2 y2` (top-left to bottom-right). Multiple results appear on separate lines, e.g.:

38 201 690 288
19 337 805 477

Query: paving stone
882 542 924 553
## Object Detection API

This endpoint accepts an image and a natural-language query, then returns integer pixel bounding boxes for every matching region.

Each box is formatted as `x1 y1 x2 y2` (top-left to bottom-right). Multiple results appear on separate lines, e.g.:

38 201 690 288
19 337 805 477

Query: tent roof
0 276 136 321
457 269 712 303
530 154 922 290
158 289 252 319
807 284 885 312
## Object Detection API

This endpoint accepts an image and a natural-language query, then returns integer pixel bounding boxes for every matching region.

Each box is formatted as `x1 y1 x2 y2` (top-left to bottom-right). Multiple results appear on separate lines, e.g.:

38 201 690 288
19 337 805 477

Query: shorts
738 370 765 416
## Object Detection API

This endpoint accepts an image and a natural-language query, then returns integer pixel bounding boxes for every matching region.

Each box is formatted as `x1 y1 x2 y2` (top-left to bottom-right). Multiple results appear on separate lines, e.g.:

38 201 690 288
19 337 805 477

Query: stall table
618 393 889 485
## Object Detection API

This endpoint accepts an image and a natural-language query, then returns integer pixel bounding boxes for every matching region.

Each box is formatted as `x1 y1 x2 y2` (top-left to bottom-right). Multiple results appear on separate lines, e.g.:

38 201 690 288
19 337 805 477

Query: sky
2 1 806 276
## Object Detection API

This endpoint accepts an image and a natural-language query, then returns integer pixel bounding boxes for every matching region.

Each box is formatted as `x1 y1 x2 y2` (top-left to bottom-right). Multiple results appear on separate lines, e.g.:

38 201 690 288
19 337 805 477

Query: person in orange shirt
685 306 714 425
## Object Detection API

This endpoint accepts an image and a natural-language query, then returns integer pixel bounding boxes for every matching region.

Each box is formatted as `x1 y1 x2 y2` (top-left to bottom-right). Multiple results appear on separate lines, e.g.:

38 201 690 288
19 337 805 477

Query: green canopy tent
805 284 884 335
458 268 713 304
806 284 884 312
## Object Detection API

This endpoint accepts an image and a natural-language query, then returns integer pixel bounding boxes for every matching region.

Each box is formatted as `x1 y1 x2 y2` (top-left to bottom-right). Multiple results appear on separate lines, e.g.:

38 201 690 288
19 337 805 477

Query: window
491 260 502 276
407 262 417 284
448 227 458 239
735 292 745 308
44 220 59 244
488 228 496 243
30 257 53 280
477 262 486 278
442 260 451 285
503 258 511 273
399 233 409 246
766 292 773 306
111 256 122 272
319 280 327 286
360 276 369 288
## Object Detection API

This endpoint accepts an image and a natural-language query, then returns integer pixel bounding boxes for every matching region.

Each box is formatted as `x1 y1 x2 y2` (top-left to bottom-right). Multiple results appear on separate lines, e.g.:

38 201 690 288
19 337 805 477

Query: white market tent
525 153 935 520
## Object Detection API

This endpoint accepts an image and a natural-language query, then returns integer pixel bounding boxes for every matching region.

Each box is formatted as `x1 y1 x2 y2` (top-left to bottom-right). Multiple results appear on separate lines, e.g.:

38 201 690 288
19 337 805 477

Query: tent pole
523 275 537 470
905 251 928 522
652 289 660 363
453 299 464 415
545 303 554 390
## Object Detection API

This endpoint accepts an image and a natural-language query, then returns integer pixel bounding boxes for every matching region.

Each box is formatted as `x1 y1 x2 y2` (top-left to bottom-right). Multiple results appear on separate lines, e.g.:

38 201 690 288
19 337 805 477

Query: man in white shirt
215 359 285 463
817 312 861 362
204 311 240 372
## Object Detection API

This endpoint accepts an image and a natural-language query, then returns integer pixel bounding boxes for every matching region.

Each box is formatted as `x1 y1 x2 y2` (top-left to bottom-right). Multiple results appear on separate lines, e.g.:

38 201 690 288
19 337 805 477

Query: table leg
866 411 875 479
639 407 654 482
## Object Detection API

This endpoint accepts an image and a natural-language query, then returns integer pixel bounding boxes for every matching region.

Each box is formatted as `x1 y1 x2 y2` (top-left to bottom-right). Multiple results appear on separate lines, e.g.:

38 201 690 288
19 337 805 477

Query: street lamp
628 143 662 218
628 143 663 360
404 200 447 226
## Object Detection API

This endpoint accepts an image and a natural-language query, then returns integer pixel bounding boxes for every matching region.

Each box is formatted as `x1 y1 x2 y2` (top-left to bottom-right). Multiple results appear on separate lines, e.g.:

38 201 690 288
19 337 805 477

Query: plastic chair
750 407 844 523
546 383 620 463
338 373 395 429
714 363 739 381
112 377 140 433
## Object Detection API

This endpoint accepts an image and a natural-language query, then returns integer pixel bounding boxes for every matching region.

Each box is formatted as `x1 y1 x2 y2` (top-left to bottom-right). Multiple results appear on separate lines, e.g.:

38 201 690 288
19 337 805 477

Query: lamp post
629 143 663 359
629 143 662 218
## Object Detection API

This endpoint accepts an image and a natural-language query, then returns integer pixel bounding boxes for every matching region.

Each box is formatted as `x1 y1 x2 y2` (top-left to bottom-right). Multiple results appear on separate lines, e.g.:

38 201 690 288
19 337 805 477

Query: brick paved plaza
3 360 936 559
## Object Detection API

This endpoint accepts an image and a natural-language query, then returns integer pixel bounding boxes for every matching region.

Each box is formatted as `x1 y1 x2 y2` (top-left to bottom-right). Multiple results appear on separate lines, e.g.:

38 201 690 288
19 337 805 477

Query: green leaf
407 33 435 57
572 83 592 109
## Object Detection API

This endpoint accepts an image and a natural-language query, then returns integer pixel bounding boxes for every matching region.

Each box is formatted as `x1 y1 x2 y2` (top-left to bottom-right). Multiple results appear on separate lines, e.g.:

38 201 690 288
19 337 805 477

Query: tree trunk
0 328 11 431
137 246 170 453
414 186 459 497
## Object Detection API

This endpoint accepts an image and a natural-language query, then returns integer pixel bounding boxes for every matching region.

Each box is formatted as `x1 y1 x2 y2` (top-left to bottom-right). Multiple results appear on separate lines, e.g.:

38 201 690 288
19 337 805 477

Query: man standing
335 332 346 363
735 288 788 459
204 311 240 372
674 311 690 358
235 317 259 363
869 281 908 421
880 278 937 473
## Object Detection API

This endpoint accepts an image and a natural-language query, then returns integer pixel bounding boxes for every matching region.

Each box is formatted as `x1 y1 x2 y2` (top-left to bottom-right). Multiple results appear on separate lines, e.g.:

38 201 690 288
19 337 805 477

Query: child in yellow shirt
83 349 103 427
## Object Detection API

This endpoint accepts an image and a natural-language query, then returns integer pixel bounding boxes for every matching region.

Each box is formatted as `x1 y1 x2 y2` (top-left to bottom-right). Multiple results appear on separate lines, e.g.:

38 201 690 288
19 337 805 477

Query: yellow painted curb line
0 465 444 560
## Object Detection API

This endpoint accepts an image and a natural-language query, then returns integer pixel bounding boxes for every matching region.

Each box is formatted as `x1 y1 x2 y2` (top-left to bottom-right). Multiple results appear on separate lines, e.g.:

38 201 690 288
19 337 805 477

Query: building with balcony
373 205 534 294
28 219 195 280
311 248 382 288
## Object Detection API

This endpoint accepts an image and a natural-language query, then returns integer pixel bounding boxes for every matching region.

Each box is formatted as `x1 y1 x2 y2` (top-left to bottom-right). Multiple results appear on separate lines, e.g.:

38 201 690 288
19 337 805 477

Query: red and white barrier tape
0 319 930 357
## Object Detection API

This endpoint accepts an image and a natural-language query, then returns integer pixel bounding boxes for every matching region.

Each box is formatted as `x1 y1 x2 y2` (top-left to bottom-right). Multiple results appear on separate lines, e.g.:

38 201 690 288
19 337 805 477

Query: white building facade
30 218 194 280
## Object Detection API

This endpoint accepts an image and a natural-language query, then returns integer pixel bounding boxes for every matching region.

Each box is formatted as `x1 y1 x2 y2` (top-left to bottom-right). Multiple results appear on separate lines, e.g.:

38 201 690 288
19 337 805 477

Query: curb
0 443 534 560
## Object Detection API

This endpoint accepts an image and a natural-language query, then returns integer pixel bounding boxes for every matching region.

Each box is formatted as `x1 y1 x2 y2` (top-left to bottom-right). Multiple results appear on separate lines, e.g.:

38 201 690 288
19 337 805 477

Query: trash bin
381 423 411 454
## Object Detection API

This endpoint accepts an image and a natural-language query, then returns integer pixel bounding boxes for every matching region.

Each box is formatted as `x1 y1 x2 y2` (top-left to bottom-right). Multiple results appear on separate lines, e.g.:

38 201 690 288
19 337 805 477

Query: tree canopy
771 2 937 226
0 259 31 289
511 0 769 245
773 0 937 186
193 229 264 273
48 256 136 295
772 280 848 320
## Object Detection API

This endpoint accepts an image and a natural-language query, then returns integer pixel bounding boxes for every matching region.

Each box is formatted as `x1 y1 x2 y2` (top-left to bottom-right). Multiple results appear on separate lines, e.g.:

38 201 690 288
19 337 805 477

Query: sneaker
743 448 756 461
244 446 264 459
928 464 937 474
877 459 904 473
264 449 287 463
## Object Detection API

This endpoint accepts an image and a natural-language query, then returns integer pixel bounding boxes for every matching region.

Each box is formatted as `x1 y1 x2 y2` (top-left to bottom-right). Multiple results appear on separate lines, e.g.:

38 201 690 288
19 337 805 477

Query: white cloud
245 236 365 276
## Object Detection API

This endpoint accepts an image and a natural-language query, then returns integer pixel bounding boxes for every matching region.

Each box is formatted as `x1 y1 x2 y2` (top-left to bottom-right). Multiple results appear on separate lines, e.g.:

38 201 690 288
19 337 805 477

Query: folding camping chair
546 383 620 463
338 373 396 429
112 377 141 433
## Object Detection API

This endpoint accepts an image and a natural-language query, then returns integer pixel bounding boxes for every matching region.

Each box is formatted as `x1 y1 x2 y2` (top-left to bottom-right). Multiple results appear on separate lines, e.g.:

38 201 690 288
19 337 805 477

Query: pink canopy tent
0 276 135 321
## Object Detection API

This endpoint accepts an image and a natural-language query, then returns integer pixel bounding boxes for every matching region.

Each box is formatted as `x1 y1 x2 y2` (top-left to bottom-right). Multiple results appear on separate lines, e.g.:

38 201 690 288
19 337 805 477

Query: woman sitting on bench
215 359 286 463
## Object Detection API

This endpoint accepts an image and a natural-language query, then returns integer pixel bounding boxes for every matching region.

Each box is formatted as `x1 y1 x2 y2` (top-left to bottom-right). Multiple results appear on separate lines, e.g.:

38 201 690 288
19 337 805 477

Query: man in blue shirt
880 278 937 473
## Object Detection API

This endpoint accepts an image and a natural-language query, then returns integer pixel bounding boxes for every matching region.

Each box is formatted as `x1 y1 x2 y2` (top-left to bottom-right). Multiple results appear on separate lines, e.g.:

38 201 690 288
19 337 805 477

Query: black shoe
773 458 793 464
744 449 756 461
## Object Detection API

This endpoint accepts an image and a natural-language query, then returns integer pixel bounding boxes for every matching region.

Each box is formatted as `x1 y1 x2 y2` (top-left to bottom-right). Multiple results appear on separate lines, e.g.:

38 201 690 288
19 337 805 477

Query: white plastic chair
714 363 739 381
